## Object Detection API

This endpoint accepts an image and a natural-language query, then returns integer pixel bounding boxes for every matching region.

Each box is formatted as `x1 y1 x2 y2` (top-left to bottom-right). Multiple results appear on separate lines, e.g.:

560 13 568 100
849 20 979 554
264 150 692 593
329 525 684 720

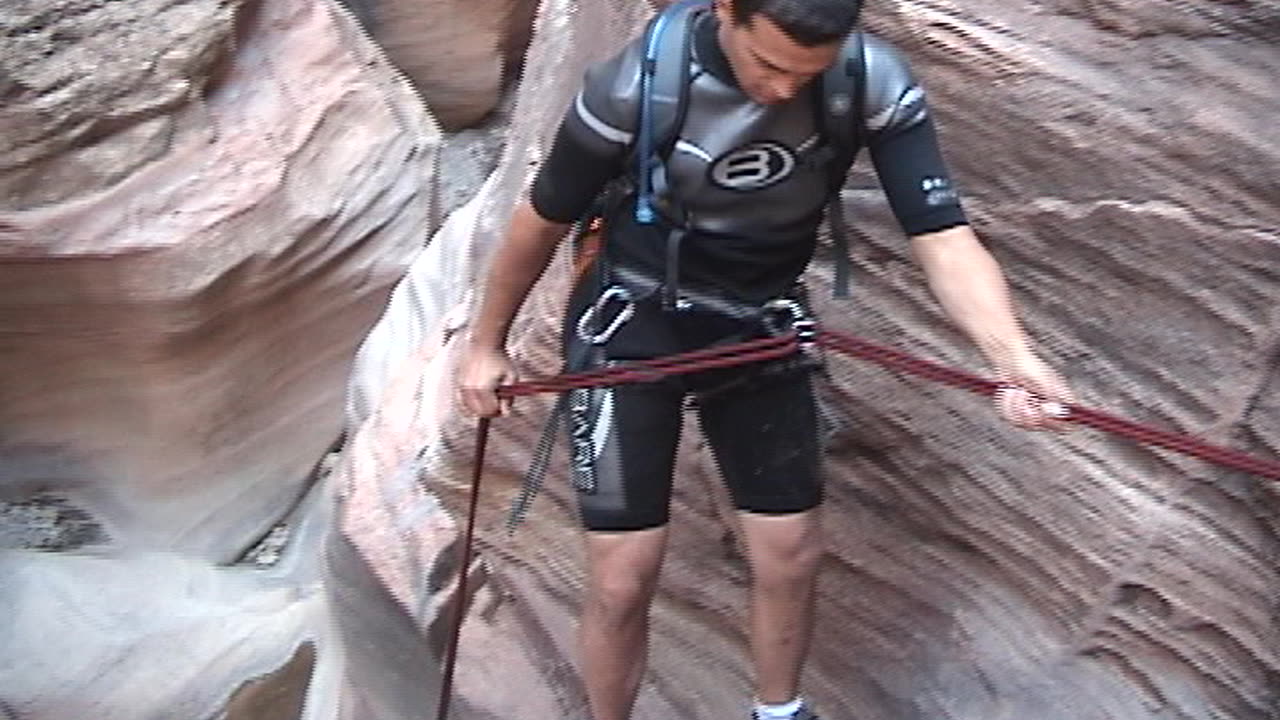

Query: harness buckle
761 298 817 346
576 286 635 345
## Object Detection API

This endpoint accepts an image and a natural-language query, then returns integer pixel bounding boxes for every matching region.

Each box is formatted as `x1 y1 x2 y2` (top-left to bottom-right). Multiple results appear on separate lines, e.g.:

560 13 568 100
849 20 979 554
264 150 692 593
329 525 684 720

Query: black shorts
562 280 823 532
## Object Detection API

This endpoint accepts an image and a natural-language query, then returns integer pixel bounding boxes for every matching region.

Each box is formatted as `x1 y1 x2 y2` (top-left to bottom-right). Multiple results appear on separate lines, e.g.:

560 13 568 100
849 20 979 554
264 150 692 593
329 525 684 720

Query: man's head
712 0 861 105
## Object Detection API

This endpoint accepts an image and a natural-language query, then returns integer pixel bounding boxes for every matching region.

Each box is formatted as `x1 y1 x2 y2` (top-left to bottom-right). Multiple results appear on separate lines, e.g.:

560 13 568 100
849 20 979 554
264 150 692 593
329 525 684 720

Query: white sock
754 697 803 719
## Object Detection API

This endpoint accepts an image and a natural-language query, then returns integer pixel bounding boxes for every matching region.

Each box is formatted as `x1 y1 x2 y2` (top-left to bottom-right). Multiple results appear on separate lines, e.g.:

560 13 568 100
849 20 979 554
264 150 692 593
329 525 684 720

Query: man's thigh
695 368 822 515
570 377 686 531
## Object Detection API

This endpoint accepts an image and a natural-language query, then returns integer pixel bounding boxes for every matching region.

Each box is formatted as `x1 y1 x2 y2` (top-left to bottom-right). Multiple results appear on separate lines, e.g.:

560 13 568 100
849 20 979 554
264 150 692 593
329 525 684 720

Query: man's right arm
460 202 568 417
460 41 644 416
467 202 571 355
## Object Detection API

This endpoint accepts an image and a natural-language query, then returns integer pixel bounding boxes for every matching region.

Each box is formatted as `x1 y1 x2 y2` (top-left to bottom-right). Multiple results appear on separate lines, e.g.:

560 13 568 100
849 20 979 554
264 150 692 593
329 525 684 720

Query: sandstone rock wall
348 0 1279 718
1 0 1275 718
0 0 436 562
0 0 470 718
338 0 540 130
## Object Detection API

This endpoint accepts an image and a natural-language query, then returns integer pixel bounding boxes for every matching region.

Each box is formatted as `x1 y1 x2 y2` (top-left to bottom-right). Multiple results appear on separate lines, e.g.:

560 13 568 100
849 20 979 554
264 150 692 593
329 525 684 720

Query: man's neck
693 12 739 87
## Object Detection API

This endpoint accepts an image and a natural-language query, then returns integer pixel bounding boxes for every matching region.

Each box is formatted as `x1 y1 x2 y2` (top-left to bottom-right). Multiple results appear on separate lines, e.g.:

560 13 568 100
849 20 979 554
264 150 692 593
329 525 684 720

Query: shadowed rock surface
336 0 539 130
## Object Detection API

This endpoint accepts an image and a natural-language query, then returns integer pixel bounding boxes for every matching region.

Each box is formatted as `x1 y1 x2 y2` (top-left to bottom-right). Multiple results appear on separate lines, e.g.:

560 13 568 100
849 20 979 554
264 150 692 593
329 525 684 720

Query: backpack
625 0 868 299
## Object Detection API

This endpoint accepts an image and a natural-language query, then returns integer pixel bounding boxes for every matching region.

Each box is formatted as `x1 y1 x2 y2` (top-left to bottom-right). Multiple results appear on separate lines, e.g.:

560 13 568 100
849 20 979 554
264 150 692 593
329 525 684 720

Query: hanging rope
436 417 491 720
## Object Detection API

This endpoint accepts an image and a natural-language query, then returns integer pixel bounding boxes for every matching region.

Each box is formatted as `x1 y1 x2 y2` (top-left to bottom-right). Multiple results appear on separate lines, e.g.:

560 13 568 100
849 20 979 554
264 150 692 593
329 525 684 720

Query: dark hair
729 0 862 46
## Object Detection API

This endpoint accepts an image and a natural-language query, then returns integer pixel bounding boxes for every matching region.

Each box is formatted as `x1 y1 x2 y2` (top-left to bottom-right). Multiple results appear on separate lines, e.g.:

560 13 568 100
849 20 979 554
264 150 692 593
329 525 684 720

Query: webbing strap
506 393 568 533
635 0 704 224
663 228 686 310
828 194 853 298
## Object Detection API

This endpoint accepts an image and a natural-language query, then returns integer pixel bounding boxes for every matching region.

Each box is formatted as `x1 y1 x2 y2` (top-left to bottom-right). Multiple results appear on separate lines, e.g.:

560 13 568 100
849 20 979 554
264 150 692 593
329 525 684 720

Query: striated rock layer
0 0 436 562
350 0 1280 719
0 0 492 718
337 0 540 130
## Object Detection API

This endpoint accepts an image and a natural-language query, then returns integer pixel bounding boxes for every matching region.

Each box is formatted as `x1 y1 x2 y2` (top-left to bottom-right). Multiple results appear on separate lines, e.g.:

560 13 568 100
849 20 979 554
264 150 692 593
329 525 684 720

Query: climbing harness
505 286 819 531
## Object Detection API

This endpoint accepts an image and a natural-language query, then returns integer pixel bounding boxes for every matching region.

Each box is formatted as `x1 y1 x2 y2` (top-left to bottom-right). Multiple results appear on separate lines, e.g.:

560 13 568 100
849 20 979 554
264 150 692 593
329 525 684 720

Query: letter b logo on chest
708 141 797 191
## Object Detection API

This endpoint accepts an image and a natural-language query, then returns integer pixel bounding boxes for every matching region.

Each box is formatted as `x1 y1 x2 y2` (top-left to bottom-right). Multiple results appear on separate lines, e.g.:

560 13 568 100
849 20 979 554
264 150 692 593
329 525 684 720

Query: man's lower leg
749 564 817 703
579 527 667 720
580 596 652 720
739 511 823 708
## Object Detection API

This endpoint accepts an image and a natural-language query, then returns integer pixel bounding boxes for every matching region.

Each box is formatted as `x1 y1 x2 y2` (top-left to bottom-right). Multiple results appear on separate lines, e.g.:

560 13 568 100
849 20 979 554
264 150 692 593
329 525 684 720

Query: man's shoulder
856 32 929 137
577 34 647 133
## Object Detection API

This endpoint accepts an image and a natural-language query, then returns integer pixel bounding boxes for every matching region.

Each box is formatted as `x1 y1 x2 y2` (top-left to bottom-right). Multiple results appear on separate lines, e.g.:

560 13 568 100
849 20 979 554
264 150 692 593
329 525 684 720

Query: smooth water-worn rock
0 0 484 718
0 0 436 562
338 0 539 130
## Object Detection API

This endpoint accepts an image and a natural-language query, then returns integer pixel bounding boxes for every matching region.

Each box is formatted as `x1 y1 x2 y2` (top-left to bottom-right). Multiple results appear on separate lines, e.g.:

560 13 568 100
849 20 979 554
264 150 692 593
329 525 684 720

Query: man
459 0 1075 718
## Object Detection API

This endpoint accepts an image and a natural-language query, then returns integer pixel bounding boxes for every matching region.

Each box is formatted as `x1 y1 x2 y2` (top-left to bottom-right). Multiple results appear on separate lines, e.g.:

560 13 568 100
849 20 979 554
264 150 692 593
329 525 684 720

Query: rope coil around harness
498 332 801 398
501 332 804 531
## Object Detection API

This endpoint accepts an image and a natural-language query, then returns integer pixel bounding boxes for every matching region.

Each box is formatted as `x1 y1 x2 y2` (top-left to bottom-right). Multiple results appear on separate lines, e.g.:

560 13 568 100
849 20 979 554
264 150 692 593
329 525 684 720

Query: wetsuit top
531 12 968 302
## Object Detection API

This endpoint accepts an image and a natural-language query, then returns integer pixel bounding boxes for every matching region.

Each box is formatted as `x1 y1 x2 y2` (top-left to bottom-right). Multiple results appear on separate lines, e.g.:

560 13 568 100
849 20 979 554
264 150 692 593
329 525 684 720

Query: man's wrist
976 334 1036 374
466 327 507 354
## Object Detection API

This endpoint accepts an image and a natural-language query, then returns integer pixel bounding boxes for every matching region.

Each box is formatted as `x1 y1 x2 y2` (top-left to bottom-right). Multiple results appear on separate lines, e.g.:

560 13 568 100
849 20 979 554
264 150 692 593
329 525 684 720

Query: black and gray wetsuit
530 14 968 531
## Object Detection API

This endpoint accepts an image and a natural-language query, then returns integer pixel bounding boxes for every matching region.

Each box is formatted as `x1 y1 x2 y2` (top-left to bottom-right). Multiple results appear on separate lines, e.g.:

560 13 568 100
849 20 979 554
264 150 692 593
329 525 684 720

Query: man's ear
712 0 734 25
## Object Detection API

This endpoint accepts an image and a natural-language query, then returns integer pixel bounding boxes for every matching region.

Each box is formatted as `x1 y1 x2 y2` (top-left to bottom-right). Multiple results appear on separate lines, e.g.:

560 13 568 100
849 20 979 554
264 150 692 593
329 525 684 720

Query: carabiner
576 286 635 345
761 298 816 345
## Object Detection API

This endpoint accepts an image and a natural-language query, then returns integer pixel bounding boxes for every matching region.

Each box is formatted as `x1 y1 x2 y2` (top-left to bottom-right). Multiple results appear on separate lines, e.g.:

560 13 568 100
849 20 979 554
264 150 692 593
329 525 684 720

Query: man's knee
586 570 660 624
584 529 667 623
740 511 825 588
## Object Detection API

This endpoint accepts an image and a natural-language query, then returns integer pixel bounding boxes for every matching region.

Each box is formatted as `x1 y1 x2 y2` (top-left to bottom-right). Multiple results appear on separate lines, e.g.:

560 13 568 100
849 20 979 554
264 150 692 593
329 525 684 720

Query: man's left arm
909 225 1075 430
859 36 1075 429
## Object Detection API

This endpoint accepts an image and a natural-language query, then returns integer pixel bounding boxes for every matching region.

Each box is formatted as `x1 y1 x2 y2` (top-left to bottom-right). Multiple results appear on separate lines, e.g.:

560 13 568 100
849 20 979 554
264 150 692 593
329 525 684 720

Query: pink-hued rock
343 0 540 130
0 0 474 713
0 0 437 562
3 0 1276 718
0 0 560 716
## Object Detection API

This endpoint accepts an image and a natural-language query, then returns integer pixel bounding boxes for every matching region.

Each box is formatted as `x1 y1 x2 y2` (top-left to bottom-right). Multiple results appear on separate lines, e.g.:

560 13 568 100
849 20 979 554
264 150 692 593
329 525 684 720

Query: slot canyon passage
0 0 1277 719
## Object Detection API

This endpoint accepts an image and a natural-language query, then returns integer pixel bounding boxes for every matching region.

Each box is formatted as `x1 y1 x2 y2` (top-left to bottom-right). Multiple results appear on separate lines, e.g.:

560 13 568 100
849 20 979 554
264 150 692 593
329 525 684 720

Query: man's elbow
910 223 978 262
909 222 974 246
510 201 573 246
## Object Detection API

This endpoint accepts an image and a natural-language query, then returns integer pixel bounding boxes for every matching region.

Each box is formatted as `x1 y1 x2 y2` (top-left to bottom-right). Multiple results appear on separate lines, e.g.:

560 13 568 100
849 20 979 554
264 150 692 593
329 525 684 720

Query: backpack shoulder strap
634 0 705 224
818 30 867 185
819 31 867 298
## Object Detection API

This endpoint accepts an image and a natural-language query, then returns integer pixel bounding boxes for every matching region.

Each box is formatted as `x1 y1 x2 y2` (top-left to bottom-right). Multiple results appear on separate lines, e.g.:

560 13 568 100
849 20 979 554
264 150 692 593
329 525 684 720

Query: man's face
713 1 843 105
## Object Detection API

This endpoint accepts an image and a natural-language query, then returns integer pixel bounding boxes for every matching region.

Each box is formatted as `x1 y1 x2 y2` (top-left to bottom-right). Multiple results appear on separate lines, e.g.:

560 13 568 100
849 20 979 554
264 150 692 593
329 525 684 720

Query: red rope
494 328 1280 482
813 329 1280 481
815 330 1001 396
437 418 491 720
497 333 799 397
